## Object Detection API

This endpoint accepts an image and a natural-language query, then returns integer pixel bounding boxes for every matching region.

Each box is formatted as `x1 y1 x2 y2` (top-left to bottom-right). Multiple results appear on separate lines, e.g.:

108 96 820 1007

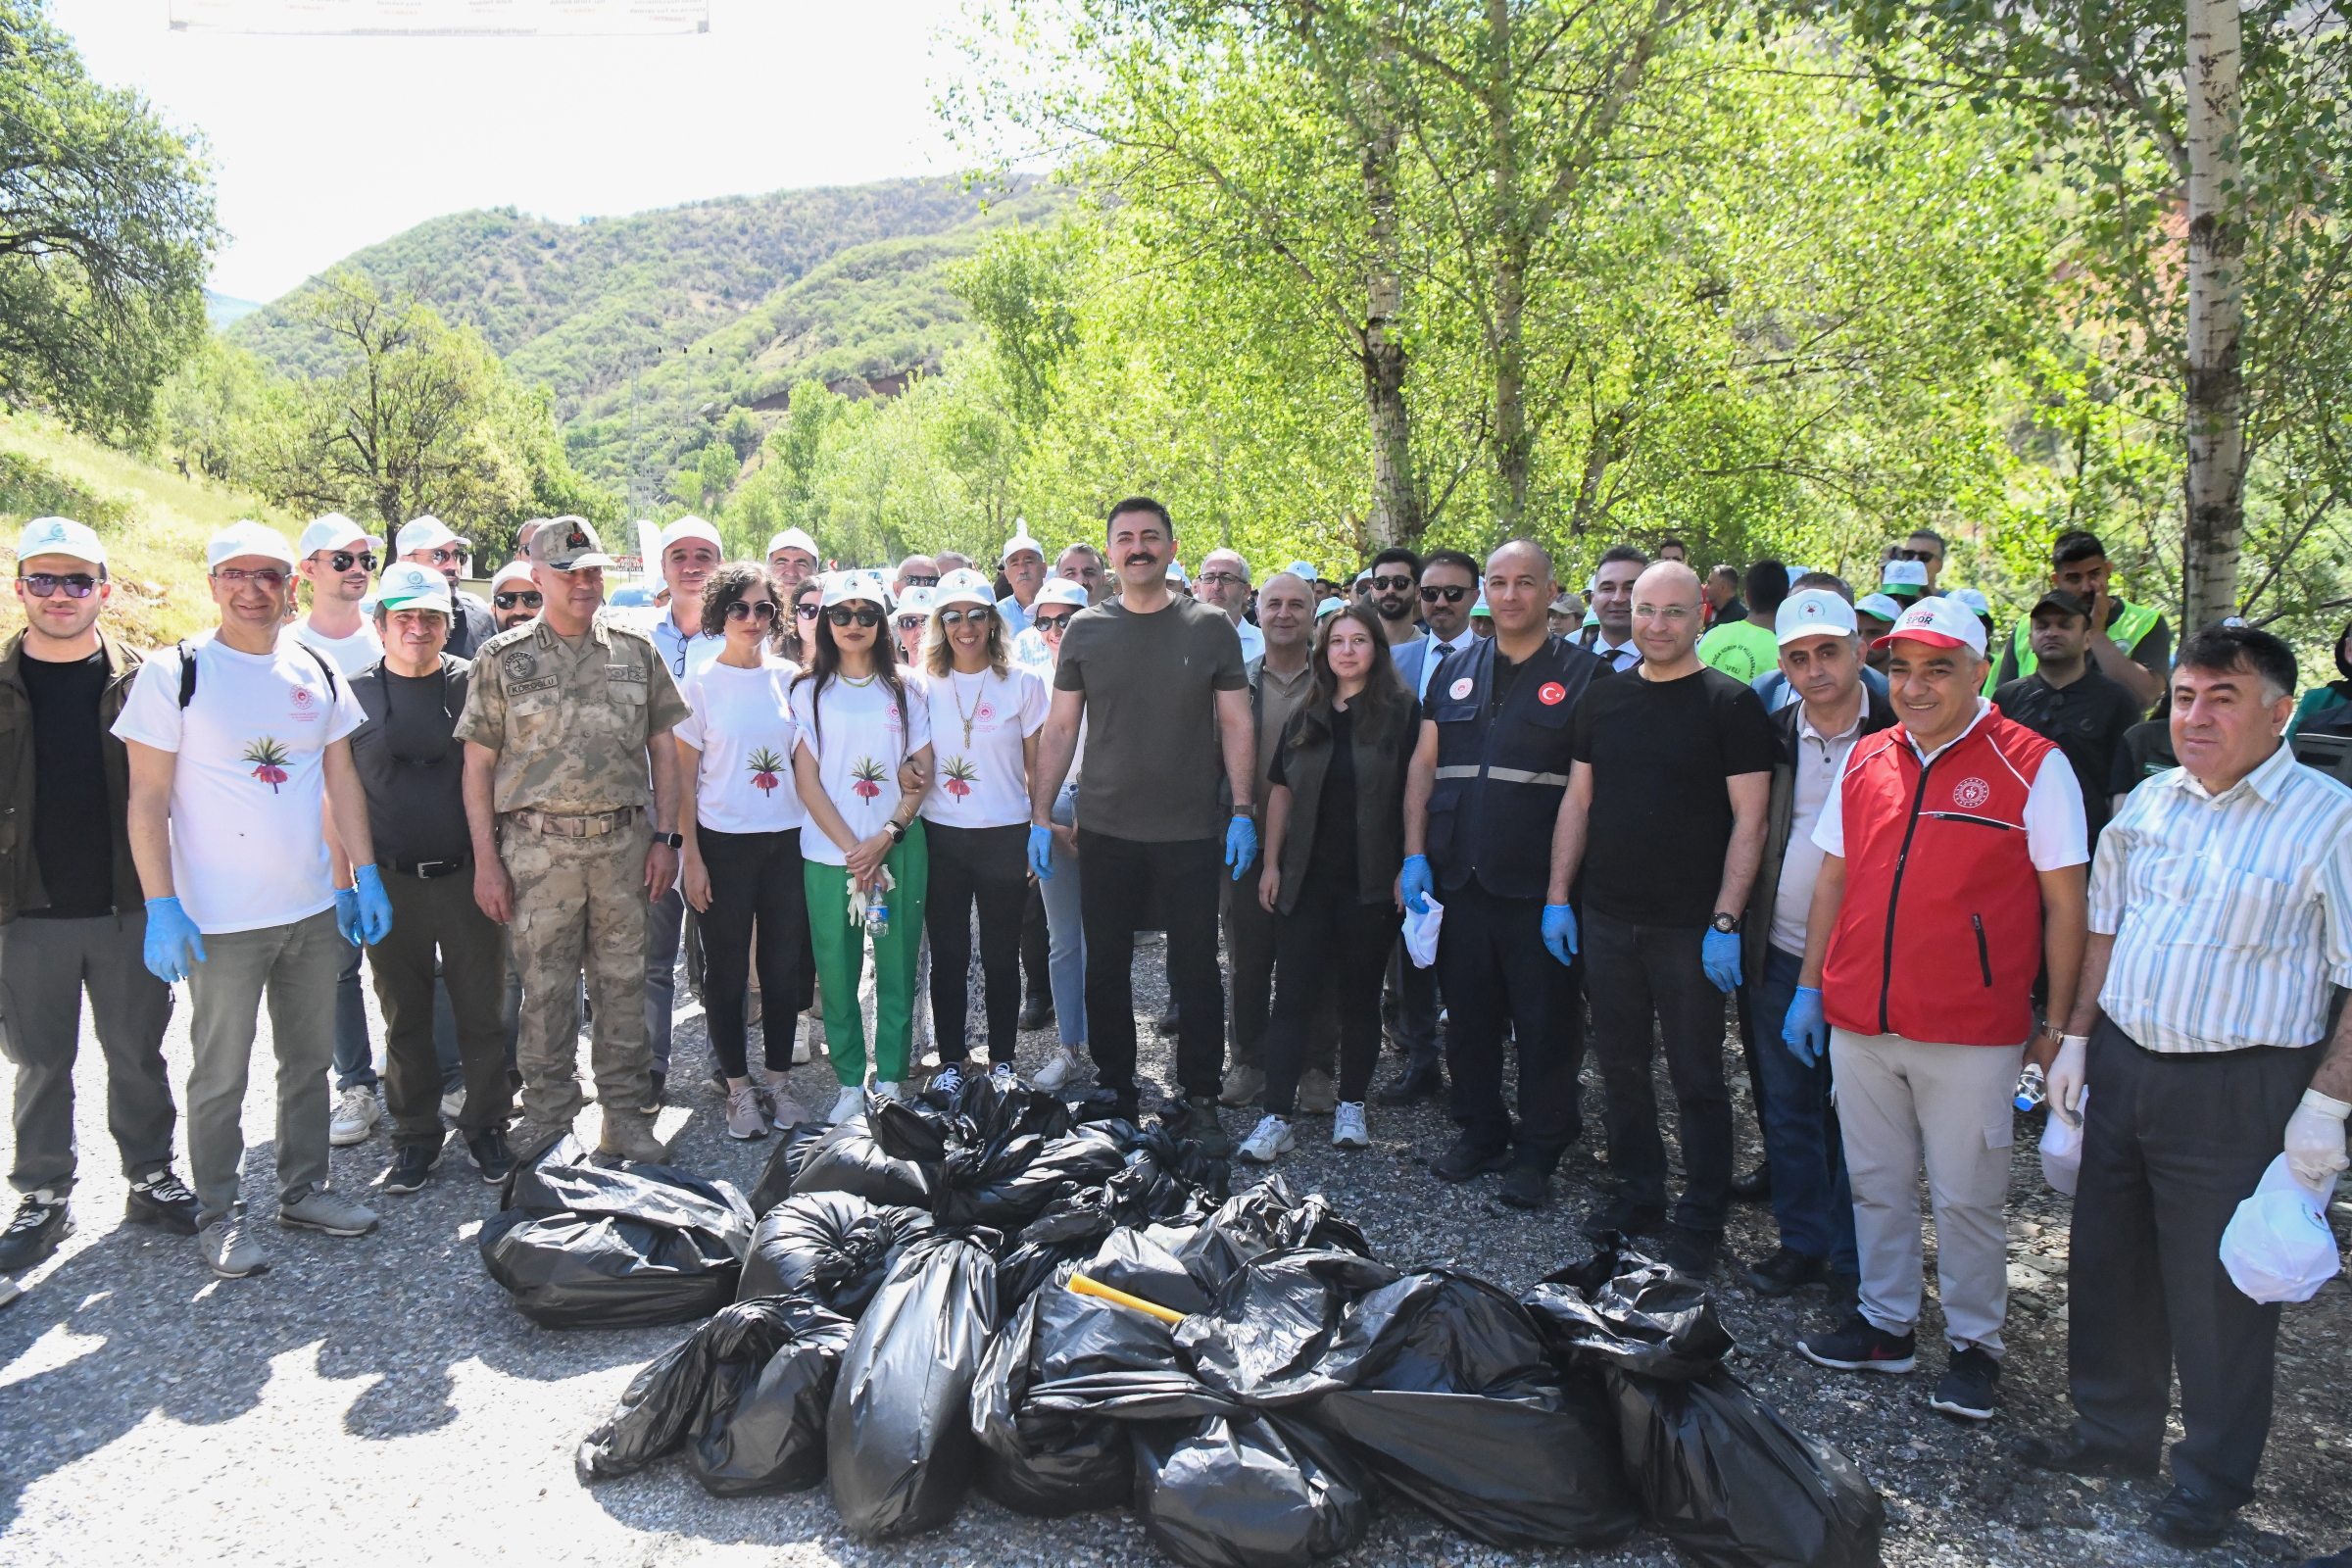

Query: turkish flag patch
1539 681 1566 706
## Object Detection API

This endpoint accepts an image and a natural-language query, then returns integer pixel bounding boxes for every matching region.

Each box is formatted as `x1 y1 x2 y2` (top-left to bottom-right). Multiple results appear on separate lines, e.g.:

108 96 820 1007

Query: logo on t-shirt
1538 681 1566 706
243 737 292 792
1448 677 1474 701
290 687 312 708
942 758 977 802
747 748 787 797
1951 776 1992 810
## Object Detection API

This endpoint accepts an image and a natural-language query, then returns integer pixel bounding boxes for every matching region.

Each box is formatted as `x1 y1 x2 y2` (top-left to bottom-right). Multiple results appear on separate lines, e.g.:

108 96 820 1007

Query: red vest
1822 712 2056 1047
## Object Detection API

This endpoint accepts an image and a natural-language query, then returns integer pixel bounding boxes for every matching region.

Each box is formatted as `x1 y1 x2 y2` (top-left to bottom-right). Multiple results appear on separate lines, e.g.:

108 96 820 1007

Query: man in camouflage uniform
458 516 689 1164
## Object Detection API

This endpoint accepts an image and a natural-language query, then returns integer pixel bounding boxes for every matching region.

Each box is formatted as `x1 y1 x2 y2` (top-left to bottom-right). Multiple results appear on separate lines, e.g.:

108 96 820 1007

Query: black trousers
1264 876 1401 1114
370 869 513 1147
1436 879 1584 1168
2067 1018 2316 1508
697 826 809 1078
1383 938 1442 1070
924 821 1029 1064
1021 881 1050 1007
1586 908 1735 1231
1078 830 1225 1101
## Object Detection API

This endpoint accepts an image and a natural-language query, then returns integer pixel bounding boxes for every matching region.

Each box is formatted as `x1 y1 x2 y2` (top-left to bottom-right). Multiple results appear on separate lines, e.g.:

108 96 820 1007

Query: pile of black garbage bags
506 1075 1885 1568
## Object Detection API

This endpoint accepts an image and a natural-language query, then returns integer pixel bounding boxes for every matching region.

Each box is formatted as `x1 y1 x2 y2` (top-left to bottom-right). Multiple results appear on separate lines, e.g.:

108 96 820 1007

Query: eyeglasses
724 600 778 622
795 602 822 619
939 608 987 626
415 547 465 565
1420 585 1469 604
896 616 926 632
215 567 288 587
20 572 98 599
1033 612 1074 634
1196 570 1247 586
1893 547 1937 563
898 574 938 588
316 551 376 573
493 590 542 610
1369 574 1414 592
826 607 882 628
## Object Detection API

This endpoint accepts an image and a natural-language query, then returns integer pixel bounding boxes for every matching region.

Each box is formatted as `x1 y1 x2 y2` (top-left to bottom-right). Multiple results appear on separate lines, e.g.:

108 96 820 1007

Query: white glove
2047 1034 2089 1125
2284 1089 2352 1189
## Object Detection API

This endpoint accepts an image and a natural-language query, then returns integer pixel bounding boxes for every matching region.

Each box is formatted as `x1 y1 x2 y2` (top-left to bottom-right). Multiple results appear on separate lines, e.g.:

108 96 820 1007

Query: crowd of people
2 499 2350 1558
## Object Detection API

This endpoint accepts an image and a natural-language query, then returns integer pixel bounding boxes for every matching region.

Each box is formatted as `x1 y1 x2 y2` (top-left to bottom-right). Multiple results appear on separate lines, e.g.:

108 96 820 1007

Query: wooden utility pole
2182 0 2245 628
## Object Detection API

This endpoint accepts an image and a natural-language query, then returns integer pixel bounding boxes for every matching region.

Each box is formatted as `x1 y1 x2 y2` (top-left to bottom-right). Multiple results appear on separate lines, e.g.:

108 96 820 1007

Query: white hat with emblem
16 515 105 568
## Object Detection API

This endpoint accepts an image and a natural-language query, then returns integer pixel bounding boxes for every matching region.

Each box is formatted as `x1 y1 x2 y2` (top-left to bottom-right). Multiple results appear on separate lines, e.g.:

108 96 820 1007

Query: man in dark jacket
1736 587 1893 1303
0 517 197 1273
1993 590 2142 844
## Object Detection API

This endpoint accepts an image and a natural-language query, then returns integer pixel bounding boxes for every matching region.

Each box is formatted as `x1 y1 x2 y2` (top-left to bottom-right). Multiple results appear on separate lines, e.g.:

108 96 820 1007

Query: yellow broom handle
1068 1272 1187 1325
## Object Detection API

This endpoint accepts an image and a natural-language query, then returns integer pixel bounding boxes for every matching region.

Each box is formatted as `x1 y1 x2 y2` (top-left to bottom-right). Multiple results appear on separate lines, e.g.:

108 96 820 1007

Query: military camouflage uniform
454 611 689 1127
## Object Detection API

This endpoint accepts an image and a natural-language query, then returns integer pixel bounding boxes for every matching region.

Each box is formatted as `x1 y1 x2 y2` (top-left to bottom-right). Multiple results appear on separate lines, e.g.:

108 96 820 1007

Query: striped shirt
2089 740 2352 1054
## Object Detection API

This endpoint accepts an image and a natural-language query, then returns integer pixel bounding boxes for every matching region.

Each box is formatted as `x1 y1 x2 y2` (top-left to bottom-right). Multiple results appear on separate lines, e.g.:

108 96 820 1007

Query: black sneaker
1740 1245 1828 1298
1665 1226 1721 1278
1432 1134 1512 1183
0 1191 69 1271
124 1170 202 1235
1018 996 1054 1031
466 1128 516 1184
1931 1347 2000 1421
1798 1312 1918 1374
1376 1061 1444 1105
381 1144 442 1196
1729 1163 1773 1203
1582 1193 1668 1242
1497 1164 1550 1209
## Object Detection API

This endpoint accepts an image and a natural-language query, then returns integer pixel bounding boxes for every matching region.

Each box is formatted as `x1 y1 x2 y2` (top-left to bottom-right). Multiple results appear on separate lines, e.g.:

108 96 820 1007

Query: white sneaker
793 1015 814 1065
1332 1102 1370 1150
828 1084 866 1125
1033 1044 1090 1093
1237 1114 1295 1164
990 1060 1020 1090
870 1079 904 1103
439 1090 466 1121
328 1086 381 1147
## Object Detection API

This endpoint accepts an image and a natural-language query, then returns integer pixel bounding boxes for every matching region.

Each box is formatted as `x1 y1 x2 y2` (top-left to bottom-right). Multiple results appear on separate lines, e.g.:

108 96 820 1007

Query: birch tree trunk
2182 0 2245 626
1361 91 1421 549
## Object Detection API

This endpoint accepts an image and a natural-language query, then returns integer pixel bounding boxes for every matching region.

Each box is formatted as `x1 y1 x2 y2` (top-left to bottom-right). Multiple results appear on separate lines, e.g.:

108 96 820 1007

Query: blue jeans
332 938 374 1090
1041 783 1087 1046
1750 944 1857 1271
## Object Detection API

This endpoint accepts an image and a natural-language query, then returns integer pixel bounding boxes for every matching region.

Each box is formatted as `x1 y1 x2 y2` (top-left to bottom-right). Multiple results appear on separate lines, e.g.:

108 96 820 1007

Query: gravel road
1 930 2347 1567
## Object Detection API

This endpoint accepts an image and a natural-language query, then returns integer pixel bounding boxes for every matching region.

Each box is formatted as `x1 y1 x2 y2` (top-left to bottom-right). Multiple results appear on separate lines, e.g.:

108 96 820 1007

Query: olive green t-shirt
1054 596 1248 842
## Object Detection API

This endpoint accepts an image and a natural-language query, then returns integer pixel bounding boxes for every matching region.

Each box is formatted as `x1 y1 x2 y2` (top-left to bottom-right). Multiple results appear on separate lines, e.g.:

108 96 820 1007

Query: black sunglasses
939 608 988 626
319 551 376 573
795 602 822 618
725 600 778 622
20 572 98 599
1032 612 1075 633
1894 547 1937 562
1369 574 1414 591
493 590 542 610
1420 585 1469 604
826 607 883 628
899 573 939 587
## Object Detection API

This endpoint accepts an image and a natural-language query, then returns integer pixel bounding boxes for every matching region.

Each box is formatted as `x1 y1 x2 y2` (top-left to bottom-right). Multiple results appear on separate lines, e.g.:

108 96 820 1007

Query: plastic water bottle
864 894 889 940
2013 1061 2047 1114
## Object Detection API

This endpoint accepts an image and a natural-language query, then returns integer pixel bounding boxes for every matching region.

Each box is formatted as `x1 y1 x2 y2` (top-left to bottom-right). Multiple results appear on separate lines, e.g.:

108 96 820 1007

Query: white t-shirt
675 658 807 836
291 616 383 678
1812 701 2088 871
788 673 931 866
112 633 367 934
920 663 1050 829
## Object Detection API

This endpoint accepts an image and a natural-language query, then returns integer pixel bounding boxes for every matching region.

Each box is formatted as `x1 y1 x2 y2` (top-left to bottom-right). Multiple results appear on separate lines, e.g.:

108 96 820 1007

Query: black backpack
175 639 338 709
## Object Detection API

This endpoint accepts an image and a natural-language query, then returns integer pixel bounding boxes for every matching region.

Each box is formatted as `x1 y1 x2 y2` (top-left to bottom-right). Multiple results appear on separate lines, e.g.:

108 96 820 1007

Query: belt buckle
414 859 454 878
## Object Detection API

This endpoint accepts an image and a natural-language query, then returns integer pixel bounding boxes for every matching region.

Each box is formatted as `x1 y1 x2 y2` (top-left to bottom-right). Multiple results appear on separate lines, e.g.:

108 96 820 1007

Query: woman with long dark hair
1237 603 1420 1163
790 570 933 1123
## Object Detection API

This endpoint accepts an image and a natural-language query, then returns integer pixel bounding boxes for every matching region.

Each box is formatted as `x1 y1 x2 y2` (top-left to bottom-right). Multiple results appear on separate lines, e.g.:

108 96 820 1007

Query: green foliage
0 0 218 436
0 446 128 532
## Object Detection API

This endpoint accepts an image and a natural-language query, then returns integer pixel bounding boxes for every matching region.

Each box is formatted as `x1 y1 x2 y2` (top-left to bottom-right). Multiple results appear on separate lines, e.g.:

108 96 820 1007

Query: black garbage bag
1179 1177 1368 1295
690 1298 858 1494
789 1114 933 1209
737 1192 934 1316
1606 1367 1885 1568
826 1230 1001 1540
576 1295 823 1480
750 1120 835 1216
947 1123 1135 1232
1133 1411 1376 1568
1180 1249 1401 1407
482 1209 750 1331
998 1197 1118 1314
1520 1236 1737 1381
1301 1270 1640 1547
1129 1105 1232 1213
506 1135 755 1250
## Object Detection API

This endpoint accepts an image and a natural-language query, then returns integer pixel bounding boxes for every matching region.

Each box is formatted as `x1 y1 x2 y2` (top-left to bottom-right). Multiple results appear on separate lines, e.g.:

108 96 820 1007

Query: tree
0 0 219 435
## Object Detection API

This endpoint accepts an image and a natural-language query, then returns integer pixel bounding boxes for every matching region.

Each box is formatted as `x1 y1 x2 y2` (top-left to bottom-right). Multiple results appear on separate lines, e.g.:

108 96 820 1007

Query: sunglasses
1420 585 1469 604
896 616 926 632
826 607 883 628
493 590 542 610
899 573 939 587
1370 574 1414 591
725 600 778 622
415 547 465 564
318 551 377 573
795 602 822 619
939 608 988 626
20 572 98 599
1032 612 1074 634
1893 547 1937 562
216 567 288 587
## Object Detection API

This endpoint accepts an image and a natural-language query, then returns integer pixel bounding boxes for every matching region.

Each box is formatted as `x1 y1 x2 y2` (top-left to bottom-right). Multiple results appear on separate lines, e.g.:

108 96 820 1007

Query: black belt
382 856 469 880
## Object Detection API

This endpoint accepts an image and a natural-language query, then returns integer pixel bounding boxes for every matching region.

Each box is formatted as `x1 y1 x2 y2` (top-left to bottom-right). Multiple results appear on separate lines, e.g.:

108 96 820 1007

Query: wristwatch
885 818 908 844
1710 911 1741 934
653 831 684 849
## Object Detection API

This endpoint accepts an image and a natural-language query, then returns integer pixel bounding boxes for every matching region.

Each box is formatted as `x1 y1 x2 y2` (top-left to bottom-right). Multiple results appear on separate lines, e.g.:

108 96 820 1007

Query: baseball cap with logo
296 514 381 559
490 560 535 592
1881 559 1931 600
1876 595 1987 657
934 567 997 612
1774 587 1859 646
896 586 935 621
658 515 723 557
819 568 893 610
16 516 105 569
1945 586 1992 616
1856 592 1904 624
375 560 454 616
396 515 469 556
766 528 819 561
1283 560 1318 583
206 519 299 571
1035 578 1089 612
525 515 616 571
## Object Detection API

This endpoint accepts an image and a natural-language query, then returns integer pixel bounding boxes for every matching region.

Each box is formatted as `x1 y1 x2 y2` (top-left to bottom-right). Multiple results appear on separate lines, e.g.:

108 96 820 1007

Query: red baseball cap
1874 595 1987 657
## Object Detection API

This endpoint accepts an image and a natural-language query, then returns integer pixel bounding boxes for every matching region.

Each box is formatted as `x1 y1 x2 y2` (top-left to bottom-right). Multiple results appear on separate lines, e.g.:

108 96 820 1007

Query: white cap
1283 559 1318 582
1035 578 1089 612
1470 593 1493 618
818 568 893 611
1855 593 1904 623
374 560 454 616
1353 566 1373 584
934 567 996 612
1878 595 1987 657
1166 561 1190 584
490 561 536 592
1000 529 1046 564
1945 586 1991 615
1774 588 1858 646
766 527 819 561
896 587 936 619
1881 559 1930 590
396 515 467 555
296 514 380 558
658 515 723 557
1316 597 1348 618
206 519 298 570
15 516 105 568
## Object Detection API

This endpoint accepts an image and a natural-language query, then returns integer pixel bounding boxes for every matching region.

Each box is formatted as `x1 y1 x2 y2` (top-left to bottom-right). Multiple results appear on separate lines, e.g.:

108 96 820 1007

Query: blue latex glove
1783 986 1828 1066
1701 928 1742 992
333 885 362 947
1027 824 1055 881
1224 814 1258 881
353 864 393 946
1399 855 1434 914
1542 904 1578 965
142 896 206 984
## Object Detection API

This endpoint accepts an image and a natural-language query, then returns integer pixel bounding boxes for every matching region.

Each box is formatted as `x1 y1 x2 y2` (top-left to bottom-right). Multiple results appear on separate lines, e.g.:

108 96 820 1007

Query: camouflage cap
526 515 615 571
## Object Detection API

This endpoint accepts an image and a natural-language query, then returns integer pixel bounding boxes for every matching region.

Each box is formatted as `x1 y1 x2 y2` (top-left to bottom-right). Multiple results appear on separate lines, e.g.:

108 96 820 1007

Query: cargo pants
504 815 655 1127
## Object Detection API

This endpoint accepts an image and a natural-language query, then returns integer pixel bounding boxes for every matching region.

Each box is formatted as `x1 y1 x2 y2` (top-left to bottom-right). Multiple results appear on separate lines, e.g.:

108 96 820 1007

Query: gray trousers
185 907 344 1221
0 911 176 1194
646 884 682 1073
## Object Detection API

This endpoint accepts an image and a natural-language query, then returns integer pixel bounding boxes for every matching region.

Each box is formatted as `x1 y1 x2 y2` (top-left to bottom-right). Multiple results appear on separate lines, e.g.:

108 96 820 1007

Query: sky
51 0 972 305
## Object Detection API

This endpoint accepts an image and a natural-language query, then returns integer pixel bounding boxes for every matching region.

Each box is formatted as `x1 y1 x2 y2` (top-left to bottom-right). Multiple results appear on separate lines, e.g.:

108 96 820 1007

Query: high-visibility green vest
2007 598 2161 682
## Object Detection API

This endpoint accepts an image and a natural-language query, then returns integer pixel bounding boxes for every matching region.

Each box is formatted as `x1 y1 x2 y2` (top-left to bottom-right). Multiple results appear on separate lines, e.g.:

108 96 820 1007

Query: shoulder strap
298 641 338 700
176 641 196 709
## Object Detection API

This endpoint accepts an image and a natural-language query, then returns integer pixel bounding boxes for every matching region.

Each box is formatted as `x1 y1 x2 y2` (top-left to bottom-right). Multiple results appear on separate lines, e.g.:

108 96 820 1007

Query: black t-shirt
19 651 116 919
1568 664 1779 927
1268 706 1360 887
2110 717 2178 798
1994 666 2141 840
350 661 472 866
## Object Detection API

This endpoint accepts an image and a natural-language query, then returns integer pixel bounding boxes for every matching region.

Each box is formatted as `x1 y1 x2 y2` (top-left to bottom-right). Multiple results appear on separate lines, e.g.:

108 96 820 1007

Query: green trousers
803 820 928 1087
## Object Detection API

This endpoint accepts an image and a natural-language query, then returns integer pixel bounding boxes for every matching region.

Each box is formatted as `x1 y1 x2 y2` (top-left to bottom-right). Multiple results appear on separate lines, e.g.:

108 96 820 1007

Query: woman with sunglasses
893 587 934 667
1236 604 1419 1164
776 577 824 664
790 571 932 1122
913 568 1050 1092
672 564 815 1140
1023 577 1094 1091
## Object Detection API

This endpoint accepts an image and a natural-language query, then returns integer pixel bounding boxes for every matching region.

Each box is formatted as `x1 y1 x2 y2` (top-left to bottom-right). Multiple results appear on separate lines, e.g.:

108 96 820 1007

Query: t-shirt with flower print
787 671 931 866
675 656 806 836
918 663 1050 830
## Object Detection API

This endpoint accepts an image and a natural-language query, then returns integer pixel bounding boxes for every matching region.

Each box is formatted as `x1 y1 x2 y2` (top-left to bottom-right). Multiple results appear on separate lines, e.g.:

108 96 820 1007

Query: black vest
1424 633 1601 900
